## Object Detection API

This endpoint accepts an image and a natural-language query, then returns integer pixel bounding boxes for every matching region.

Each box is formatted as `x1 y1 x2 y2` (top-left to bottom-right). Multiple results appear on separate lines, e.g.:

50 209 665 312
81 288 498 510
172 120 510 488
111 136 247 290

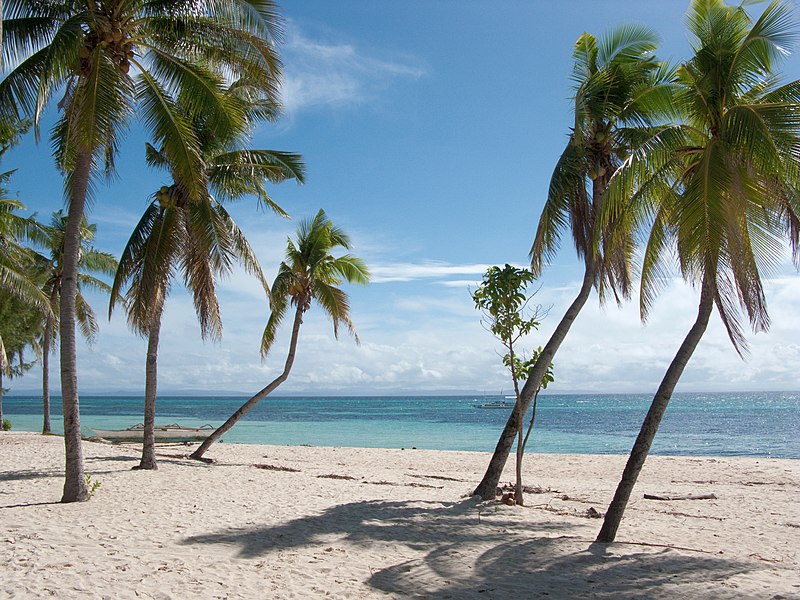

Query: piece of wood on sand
644 493 717 501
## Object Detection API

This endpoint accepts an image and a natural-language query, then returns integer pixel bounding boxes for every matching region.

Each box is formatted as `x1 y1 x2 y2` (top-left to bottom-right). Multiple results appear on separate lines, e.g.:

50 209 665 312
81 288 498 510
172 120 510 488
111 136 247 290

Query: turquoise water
3 392 798 458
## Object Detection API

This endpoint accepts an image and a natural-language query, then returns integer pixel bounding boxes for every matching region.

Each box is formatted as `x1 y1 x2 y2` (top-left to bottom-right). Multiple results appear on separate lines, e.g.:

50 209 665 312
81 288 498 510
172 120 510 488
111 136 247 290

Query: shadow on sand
180 496 753 598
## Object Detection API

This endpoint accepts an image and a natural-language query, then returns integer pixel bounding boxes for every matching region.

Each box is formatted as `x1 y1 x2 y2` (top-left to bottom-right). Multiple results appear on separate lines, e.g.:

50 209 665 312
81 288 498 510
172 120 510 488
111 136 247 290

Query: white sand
1 432 798 599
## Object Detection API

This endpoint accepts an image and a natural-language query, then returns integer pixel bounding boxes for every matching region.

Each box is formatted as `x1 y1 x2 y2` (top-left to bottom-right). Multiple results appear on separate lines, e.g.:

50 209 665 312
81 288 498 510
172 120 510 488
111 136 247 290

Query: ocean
2 391 798 458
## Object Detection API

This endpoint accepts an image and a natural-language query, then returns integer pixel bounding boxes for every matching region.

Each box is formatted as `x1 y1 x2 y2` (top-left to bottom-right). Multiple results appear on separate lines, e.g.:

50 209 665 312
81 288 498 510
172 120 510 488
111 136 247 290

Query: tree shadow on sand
369 536 755 599
0 468 63 482
180 497 570 558
180 496 760 598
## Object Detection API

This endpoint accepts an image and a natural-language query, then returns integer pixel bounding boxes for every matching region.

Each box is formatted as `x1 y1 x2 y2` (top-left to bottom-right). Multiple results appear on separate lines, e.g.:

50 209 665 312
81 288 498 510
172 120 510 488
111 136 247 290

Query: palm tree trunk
596 278 714 543
0 368 4 429
42 312 54 435
59 151 92 503
135 298 164 470
473 265 596 500
190 306 304 460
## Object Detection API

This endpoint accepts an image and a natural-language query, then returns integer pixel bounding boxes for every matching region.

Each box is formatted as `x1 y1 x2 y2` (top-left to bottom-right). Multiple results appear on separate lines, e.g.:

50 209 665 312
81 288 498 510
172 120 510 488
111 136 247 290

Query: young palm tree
37 211 117 435
473 26 676 499
596 0 800 542
0 0 284 501
190 209 370 460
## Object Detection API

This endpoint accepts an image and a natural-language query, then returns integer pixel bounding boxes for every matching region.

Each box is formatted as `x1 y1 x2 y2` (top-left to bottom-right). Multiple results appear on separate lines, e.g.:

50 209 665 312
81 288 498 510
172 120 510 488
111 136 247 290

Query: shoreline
3 390 798 459
8 427 800 460
2 432 799 598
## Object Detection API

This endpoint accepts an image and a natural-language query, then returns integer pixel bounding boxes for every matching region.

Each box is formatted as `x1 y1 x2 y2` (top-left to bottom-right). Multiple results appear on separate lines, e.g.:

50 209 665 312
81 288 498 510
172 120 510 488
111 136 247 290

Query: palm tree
0 288 43 428
37 211 117 435
0 118 46 375
190 209 370 460
0 196 48 374
110 108 303 469
473 26 675 499
0 0 284 501
596 0 800 543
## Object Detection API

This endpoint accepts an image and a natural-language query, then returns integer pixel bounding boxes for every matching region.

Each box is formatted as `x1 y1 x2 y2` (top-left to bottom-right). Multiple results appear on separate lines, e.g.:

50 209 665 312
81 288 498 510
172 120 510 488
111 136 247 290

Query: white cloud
279 22 427 114
370 261 524 283
10 262 800 397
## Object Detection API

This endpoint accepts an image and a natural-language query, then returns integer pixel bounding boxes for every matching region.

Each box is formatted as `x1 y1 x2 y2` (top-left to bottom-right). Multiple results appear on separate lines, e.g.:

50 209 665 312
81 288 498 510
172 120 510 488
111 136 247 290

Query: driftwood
253 464 300 472
644 493 717 501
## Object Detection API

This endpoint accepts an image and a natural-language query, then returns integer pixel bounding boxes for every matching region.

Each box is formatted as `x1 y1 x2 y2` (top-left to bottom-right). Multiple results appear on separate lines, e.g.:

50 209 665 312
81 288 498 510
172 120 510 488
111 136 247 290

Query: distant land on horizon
5 388 799 398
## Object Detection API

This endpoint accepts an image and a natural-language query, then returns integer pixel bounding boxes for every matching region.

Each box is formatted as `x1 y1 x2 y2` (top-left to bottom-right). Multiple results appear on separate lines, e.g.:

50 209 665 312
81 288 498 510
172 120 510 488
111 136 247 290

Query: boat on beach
92 423 215 442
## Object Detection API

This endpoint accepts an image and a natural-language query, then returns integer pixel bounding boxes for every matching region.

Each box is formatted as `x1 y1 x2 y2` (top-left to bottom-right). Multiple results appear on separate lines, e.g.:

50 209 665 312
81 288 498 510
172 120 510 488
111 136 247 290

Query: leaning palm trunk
596 279 714 542
58 151 92 502
136 298 165 470
190 306 304 460
473 265 595 500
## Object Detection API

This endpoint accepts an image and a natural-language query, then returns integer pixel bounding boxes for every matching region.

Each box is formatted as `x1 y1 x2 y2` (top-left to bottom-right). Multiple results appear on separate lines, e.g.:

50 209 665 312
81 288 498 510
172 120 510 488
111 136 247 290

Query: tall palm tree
190 209 370 460
473 26 676 499
37 211 117 435
596 0 800 543
0 0 284 501
110 107 303 470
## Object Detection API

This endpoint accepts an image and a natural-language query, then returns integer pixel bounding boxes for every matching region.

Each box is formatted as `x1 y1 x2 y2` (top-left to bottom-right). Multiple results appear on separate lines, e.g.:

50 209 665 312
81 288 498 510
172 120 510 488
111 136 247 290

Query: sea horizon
4 390 798 459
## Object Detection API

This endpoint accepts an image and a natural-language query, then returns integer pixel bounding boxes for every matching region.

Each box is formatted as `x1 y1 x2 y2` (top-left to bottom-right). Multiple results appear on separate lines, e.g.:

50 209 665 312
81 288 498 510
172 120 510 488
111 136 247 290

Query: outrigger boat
92 423 215 442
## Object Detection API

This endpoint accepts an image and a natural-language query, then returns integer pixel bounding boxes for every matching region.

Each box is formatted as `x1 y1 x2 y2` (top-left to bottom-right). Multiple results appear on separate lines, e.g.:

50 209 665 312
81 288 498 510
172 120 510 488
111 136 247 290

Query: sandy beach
1 432 798 599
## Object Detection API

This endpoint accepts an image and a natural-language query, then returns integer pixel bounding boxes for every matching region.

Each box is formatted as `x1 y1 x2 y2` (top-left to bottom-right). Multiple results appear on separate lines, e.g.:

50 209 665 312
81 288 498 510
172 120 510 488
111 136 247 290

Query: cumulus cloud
13 262 800 396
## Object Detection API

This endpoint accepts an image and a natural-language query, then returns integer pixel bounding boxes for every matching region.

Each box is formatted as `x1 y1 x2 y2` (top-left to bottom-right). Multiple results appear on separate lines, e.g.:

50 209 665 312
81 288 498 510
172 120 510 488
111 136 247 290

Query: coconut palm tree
473 26 676 499
37 211 117 434
0 117 47 375
0 288 43 428
596 0 800 543
110 115 303 469
0 0 284 501
190 209 370 460
0 195 48 374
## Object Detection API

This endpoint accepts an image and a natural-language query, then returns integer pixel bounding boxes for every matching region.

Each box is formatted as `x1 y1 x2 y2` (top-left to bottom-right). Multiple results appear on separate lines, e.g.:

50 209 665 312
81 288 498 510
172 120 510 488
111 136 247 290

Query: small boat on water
474 400 517 409
92 423 215 442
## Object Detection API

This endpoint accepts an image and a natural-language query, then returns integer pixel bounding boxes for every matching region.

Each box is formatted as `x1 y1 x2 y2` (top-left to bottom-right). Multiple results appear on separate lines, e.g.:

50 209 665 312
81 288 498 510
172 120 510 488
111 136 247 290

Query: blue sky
6 1 800 396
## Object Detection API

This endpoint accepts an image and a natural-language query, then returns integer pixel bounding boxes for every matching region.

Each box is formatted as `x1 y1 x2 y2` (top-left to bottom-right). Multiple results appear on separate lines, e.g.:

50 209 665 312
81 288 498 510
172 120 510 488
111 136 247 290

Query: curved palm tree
473 26 676 499
37 211 117 434
597 0 800 542
111 97 303 470
190 209 370 460
1 0 284 501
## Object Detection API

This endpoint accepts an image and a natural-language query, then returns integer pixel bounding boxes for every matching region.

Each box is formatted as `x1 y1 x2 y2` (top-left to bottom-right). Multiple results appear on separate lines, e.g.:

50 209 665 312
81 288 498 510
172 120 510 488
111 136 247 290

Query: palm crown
110 89 304 340
261 209 370 357
38 210 117 343
604 0 800 352
1 0 283 193
532 25 676 302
